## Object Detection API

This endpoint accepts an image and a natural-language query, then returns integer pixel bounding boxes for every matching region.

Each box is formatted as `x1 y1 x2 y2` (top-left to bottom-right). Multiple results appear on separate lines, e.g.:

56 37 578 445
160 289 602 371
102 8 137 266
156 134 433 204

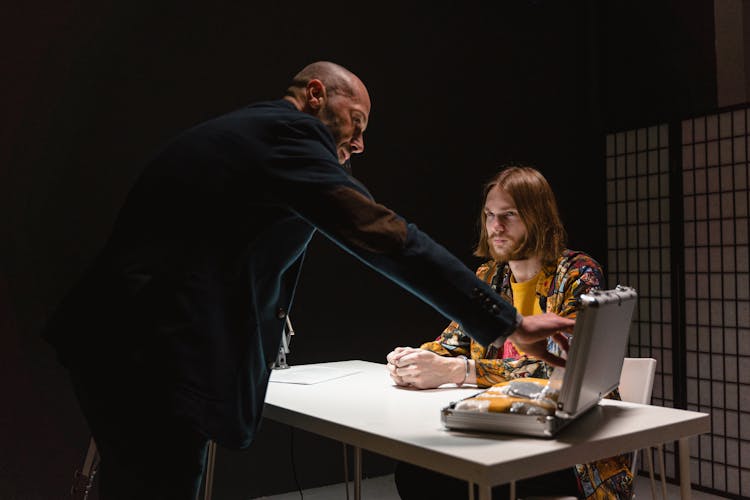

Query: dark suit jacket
43 99 517 448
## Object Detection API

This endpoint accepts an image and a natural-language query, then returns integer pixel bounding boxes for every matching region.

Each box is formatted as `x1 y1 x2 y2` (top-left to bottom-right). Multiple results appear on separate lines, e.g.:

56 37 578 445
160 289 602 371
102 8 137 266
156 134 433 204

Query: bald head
286 61 365 100
283 61 371 165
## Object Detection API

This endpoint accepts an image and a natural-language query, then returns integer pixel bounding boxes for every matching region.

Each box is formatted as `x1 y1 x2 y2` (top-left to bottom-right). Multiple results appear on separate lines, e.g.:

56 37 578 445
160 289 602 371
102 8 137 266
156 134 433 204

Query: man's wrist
455 355 470 386
513 311 524 332
494 311 525 348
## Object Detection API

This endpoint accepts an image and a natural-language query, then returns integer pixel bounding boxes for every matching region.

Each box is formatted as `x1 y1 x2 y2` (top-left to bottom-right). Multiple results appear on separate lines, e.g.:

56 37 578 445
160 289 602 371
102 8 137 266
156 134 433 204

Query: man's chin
491 248 525 263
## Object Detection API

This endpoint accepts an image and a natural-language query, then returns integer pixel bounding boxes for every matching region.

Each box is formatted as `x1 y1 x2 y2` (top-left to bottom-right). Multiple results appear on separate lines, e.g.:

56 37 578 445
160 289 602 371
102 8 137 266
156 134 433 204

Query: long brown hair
474 166 566 265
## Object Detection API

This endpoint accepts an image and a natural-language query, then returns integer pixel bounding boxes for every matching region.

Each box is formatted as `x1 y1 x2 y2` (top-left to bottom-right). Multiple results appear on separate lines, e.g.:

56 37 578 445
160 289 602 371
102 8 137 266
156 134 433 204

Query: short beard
490 240 527 263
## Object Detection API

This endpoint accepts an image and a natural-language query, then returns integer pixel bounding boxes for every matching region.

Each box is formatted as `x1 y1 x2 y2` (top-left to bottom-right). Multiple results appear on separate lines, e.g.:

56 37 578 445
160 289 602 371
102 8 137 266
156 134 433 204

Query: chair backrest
618 357 658 477
618 357 657 405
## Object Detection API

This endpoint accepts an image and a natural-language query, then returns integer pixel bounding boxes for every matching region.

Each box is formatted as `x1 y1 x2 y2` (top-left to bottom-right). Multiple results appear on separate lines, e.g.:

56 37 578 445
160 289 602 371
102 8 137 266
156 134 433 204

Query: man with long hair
387 165 633 499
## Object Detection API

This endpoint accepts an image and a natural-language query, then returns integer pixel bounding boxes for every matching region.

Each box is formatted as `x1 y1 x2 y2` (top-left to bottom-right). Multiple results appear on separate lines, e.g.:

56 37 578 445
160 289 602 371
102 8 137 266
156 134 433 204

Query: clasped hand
386 347 463 389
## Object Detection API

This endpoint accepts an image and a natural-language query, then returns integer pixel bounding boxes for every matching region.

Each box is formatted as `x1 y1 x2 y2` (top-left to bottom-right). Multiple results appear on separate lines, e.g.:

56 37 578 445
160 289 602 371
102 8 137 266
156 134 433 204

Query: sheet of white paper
269 365 361 385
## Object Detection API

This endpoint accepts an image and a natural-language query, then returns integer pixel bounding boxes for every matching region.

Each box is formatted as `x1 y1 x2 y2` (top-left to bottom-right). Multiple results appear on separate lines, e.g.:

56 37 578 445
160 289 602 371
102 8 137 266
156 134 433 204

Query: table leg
658 443 668 500
478 483 492 500
679 437 691 500
354 446 362 500
467 481 475 500
645 447 658 499
342 443 350 496
509 480 516 500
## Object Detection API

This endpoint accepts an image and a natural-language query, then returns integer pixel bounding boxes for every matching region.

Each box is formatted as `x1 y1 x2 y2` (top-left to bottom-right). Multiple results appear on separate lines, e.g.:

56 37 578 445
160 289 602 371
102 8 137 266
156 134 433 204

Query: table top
263 360 710 486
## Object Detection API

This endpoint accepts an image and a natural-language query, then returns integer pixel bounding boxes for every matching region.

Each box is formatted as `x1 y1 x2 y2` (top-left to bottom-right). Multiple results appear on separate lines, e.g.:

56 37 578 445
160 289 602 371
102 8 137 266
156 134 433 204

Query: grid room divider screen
605 105 750 499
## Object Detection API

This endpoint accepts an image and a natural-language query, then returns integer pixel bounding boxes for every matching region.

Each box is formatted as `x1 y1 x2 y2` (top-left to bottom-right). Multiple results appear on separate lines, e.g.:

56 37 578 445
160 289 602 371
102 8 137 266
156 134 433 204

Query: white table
264 360 710 500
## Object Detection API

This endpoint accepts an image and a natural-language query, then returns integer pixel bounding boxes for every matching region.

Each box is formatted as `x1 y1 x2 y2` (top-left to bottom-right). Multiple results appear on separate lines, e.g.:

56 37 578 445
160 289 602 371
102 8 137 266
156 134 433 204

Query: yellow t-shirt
509 269 544 317
508 269 544 355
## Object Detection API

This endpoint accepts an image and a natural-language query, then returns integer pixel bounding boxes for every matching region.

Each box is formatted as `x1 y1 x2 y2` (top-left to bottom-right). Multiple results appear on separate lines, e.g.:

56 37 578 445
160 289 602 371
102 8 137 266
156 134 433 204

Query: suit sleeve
261 116 518 346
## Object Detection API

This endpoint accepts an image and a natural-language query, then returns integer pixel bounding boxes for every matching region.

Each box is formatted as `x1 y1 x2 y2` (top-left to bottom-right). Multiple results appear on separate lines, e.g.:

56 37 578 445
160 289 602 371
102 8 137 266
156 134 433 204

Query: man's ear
305 79 326 111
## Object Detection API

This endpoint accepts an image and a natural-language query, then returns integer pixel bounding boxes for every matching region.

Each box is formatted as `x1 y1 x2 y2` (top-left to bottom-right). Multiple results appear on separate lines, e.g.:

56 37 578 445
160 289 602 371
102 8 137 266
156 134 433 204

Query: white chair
618 357 667 500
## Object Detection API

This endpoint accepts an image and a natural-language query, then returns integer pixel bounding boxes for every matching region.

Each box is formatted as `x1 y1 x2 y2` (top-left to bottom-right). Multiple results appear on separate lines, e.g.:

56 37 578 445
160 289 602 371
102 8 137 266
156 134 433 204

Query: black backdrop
1 1 716 498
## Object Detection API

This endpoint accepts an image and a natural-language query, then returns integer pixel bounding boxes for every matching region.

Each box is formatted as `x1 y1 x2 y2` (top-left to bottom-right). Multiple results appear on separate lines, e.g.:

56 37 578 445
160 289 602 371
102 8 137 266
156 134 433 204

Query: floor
252 473 728 499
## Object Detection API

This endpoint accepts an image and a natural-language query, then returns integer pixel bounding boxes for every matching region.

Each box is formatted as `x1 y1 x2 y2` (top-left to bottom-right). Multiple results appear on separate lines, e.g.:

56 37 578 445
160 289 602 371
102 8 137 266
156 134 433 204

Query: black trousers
395 460 581 500
70 365 209 500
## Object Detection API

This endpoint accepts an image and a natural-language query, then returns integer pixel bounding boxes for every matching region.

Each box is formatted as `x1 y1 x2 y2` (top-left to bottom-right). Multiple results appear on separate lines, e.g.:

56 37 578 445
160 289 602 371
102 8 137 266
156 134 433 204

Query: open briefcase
441 285 638 438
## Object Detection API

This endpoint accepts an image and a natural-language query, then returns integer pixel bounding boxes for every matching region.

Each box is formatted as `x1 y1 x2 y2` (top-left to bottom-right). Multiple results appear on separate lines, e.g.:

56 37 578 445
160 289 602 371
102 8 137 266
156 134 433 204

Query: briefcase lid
555 285 638 418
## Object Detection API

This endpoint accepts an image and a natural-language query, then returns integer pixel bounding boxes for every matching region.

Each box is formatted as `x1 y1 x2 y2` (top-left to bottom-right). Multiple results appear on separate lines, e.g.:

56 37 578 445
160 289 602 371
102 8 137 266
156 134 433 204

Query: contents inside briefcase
441 286 638 438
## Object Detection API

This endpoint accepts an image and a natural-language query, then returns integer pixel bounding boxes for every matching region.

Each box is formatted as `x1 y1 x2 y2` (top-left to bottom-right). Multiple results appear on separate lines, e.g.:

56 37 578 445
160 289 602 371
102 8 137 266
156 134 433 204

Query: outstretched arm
266 117 520 346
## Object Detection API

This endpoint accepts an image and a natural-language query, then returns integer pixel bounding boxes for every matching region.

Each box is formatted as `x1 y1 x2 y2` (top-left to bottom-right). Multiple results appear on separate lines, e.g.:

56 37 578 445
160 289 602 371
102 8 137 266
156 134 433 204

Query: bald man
43 61 572 499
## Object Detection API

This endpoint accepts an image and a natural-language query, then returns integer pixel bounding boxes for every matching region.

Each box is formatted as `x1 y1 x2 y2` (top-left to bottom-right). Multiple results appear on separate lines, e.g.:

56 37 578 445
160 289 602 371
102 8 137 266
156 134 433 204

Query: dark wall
600 0 718 131
1 1 716 498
